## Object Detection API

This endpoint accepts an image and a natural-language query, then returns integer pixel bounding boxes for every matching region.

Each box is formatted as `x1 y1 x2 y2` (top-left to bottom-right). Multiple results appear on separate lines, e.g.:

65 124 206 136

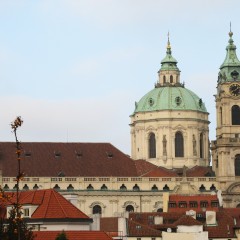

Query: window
53 184 60 191
133 184 140 191
87 184 94 190
151 184 158 191
163 75 166 83
169 202 176 208
179 202 187 208
200 133 204 158
199 184 206 192
211 201 219 207
220 107 222 125
190 201 198 208
170 75 173 83
33 184 39 190
23 184 29 191
210 184 216 191
200 201 208 208
232 105 240 125
126 205 134 212
101 184 108 190
23 208 29 217
137 238 141 240
157 208 163 212
149 133 156 158
120 184 127 191
235 154 240 176
93 205 102 214
175 131 184 157
67 184 74 191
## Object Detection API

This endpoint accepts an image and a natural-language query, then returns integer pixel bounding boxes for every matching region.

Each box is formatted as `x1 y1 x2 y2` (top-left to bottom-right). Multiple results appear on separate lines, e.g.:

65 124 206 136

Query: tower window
175 131 184 157
235 154 240 176
232 105 240 125
126 205 134 212
200 133 204 158
170 75 173 83
163 75 166 83
93 205 102 214
149 133 156 158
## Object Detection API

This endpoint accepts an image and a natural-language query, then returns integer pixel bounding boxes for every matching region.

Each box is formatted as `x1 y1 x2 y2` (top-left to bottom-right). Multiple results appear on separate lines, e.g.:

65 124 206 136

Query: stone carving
163 135 167 156
193 134 197 156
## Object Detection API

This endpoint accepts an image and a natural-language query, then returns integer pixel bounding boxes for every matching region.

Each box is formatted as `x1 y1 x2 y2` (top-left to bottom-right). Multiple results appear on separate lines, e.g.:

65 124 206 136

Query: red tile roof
6 189 90 220
186 166 215 177
34 231 113 240
204 211 236 238
128 219 162 237
0 142 138 177
100 217 118 232
174 215 202 226
135 160 178 177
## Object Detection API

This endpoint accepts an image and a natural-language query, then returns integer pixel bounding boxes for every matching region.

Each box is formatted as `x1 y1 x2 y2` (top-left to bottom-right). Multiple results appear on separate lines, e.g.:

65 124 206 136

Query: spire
160 32 178 66
218 27 240 83
157 33 181 87
220 27 240 69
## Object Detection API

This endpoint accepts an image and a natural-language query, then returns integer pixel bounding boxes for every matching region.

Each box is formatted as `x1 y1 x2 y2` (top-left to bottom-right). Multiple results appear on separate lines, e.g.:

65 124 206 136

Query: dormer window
23 208 30 217
75 150 82 158
24 151 31 157
106 152 113 158
54 151 61 158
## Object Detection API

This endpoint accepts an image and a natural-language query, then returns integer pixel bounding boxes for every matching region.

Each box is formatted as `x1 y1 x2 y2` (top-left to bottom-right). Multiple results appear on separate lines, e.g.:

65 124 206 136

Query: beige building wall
130 109 209 169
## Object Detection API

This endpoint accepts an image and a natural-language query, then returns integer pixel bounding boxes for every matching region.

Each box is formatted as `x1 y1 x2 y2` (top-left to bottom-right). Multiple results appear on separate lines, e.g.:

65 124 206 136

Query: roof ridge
42 190 53 218
51 190 69 218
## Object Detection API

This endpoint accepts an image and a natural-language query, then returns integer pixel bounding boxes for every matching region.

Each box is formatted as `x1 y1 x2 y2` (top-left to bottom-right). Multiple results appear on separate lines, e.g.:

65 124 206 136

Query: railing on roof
2 176 216 183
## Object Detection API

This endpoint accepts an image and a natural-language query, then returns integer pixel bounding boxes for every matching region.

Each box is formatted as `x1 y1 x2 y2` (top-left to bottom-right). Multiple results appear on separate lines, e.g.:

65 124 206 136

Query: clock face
229 83 240 96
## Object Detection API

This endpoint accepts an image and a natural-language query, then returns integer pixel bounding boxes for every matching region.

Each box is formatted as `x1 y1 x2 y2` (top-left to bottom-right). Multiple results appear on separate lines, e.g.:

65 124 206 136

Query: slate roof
0 142 138 177
34 231 113 240
0 142 215 177
4 189 90 220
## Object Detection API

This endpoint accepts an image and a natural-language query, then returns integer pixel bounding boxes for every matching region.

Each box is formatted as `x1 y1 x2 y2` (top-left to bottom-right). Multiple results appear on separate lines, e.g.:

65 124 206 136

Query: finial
167 31 171 49
229 21 233 38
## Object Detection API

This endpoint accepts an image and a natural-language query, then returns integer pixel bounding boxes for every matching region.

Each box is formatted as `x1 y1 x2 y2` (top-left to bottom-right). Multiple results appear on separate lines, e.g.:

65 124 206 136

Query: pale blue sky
0 1 240 154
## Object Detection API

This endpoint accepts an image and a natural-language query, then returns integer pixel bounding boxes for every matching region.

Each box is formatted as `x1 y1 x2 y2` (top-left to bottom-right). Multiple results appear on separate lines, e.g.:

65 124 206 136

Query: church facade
1 30 240 217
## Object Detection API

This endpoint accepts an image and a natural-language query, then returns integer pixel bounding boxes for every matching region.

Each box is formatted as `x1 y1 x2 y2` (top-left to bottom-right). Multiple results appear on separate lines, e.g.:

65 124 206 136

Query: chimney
206 211 216 225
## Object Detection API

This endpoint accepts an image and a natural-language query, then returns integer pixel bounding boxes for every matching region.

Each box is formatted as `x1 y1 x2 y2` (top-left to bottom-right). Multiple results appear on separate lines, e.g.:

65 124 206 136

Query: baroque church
0 30 240 217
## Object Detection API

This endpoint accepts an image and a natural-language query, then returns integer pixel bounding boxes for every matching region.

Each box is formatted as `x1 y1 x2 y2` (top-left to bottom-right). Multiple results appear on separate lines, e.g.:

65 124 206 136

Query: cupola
157 33 181 86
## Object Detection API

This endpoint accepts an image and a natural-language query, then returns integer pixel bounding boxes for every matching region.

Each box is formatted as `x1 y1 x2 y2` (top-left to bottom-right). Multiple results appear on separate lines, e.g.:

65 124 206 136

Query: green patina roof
218 31 240 83
134 86 207 114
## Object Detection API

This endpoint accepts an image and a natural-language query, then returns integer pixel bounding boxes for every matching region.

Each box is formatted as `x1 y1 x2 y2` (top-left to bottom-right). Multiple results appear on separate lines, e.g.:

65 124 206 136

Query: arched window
126 205 134 212
170 75 173 83
163 75 166 83
235 154 240 176
200 133 204 158
163 184 170 191
101 184 108 190
236 204 240 208
23 184 29 191
149 133 156 158
157 208 163 212
53 184 60 191
175 131 184 157
120 184 127 191
151 184 158 191
33 184 39 190
133 184 140 191
67 184 74 191
87 184 94 190
93 205 102 214
232 105 240 125
199 184 206 192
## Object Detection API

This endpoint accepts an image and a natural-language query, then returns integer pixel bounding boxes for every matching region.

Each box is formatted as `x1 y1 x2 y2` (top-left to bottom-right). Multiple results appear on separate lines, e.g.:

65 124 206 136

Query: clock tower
212 30 240 188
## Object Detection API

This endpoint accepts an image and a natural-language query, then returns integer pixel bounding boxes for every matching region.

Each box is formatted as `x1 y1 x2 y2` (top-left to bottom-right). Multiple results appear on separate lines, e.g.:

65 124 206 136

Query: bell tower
211 29 240 187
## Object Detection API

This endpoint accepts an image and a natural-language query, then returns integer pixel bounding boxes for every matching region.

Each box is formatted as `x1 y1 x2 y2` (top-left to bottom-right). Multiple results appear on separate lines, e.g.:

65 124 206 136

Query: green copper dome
134 86 207 113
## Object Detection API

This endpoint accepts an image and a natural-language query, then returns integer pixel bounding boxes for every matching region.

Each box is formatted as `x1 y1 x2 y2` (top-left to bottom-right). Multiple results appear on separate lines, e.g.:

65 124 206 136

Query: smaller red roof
174 215 202 226
6 189 90 219
128 219 162 237
34 231 113 240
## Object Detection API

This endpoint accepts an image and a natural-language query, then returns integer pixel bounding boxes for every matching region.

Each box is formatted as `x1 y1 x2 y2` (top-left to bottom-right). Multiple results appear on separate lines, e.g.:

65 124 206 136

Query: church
0 29 240 217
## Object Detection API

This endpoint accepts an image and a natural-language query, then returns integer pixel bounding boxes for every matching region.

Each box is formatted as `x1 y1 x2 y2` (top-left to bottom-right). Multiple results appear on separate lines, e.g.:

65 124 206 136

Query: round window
149 98 154 106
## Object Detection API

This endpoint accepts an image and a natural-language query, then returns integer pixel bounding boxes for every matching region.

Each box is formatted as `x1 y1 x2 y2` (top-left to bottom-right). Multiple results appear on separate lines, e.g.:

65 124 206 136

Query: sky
0 0 240 154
